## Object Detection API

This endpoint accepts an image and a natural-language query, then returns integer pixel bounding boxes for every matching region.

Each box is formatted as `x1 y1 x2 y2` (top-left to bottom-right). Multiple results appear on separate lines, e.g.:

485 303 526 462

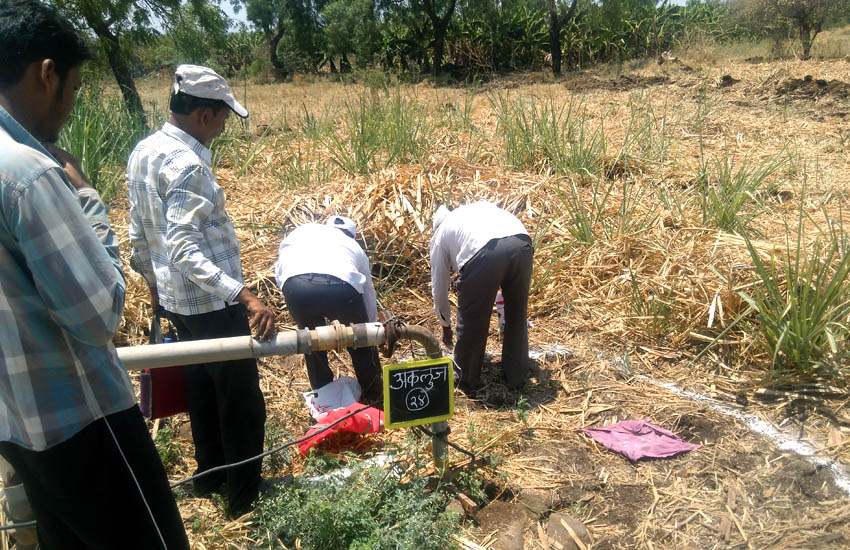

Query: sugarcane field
1 1 850 550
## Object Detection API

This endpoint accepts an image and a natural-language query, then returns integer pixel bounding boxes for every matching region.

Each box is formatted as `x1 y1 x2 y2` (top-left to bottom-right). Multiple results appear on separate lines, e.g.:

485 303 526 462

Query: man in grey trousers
430 201 534 393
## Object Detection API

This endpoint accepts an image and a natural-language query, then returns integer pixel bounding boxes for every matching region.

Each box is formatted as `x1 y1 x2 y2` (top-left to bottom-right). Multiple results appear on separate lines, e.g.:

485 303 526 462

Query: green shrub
153 425 182 471
254 457 459 550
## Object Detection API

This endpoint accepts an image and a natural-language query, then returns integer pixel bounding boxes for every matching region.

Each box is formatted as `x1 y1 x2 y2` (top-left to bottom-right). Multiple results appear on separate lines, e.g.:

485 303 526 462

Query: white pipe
117 322 387 371
116 320 452 469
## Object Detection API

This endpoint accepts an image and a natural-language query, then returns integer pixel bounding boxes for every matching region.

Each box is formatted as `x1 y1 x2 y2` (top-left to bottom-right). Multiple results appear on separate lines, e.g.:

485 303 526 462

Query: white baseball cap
433 205 450 229
173 64 248 118
326 215 357 239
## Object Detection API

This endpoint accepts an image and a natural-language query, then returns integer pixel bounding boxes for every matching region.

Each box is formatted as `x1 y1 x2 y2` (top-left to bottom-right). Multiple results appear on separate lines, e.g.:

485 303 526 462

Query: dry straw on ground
107 56 850 549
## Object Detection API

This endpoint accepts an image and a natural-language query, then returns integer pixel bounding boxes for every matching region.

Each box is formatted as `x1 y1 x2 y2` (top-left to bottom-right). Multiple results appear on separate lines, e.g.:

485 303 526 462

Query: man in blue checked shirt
0 1 189 548
127 64 275 518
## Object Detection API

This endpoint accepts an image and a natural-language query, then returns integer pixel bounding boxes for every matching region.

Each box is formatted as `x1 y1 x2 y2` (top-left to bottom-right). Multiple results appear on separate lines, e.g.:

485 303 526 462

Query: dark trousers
166 304 266 516
281 274 382 401
455 234 534 390
0 406 189 550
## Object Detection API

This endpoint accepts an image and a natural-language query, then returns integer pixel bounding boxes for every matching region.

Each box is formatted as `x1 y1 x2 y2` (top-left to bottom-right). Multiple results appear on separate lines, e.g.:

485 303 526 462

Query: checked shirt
127 122 245 316
0 105 135 451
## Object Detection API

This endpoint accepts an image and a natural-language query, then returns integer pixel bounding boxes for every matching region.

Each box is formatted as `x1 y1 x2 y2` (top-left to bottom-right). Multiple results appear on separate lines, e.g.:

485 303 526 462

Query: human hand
441 326 453 348
236 289 276 341
42 143 92 190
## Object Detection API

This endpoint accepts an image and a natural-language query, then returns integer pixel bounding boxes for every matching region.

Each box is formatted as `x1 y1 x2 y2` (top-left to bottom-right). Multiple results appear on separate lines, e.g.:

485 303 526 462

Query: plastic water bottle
495 292 505 334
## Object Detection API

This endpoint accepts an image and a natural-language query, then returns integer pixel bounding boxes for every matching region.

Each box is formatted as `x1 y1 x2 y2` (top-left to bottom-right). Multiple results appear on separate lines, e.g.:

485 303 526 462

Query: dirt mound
565 74 669 93
775 75 850 101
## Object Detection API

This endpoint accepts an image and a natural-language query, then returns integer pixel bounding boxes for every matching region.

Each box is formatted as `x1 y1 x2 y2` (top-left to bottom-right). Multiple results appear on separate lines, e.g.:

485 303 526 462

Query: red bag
298 404 384 456
139 312 189 419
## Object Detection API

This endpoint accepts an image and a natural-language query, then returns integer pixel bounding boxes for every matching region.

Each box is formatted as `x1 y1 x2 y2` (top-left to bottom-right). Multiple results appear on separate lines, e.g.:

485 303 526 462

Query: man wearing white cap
126 64 274 517
274 216 382 403
430 201 534 393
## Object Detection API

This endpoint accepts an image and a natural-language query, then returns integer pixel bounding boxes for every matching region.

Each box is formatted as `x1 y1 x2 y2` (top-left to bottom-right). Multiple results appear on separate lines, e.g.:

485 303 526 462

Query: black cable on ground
0 520 36 532
170 402 376 489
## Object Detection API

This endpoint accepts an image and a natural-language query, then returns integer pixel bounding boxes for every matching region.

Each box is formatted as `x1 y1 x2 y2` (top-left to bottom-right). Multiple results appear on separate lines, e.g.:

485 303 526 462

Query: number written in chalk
383 357 454 429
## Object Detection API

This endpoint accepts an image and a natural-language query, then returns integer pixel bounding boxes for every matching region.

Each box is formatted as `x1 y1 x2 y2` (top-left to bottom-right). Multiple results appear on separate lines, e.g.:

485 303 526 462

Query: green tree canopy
732 0 849 59
51 0 237 121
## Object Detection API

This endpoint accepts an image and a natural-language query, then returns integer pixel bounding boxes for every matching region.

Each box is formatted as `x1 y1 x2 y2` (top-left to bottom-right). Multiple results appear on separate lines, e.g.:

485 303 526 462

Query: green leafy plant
529 210 579 295
454 470 488 504
514 395 530 424
738 200 850 381
615 91 672 172
277 142 331 189
556 177 657 245
153 425 182 471
490 93 607 178
324 89 435 176
262 418 293 476
58 85 151 200
697 152 786 235
625 269 674 337
253 458 459 550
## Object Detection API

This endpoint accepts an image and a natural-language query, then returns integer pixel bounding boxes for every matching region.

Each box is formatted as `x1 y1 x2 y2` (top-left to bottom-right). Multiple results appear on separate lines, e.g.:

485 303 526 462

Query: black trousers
455 234 534 390
0 406 189 550
281 274 382 401
166 304 266 516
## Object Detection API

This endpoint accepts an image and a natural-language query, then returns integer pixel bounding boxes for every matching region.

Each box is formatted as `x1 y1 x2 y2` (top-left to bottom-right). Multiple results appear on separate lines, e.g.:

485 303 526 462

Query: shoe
457 381 482 399
192 471 225 498
192 480 224 498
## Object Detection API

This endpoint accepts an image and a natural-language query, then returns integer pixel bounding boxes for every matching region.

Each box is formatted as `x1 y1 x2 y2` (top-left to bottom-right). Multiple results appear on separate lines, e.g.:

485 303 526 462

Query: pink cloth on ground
580 418 700 462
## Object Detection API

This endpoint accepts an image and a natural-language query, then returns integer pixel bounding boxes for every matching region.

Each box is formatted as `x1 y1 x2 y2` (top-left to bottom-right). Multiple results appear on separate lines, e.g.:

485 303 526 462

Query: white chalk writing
389 366 449 391
405 388 430 411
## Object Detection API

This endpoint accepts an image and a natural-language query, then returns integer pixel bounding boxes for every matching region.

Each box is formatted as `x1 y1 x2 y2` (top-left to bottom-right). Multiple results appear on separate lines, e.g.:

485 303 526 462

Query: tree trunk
548 0 577 79
798 21 819 60
79 10 146 126
100 34 146 126
548 15 562 77
269 19 288 79
433 24 446 77
340 53 352 73
799 21 810 59
422 0 458 78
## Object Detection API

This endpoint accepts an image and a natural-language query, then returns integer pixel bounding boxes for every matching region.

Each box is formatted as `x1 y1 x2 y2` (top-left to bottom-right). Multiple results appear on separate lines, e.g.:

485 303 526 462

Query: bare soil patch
563 74 670 93
775 75 850 101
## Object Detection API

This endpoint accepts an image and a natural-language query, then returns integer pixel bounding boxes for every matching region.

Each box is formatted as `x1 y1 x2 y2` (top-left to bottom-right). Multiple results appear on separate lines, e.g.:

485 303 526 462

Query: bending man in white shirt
275 216 382 403
430 201 534 393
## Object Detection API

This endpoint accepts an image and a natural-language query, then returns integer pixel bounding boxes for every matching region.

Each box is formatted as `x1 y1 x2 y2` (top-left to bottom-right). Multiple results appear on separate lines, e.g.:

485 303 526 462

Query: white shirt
127 122 245 315
429 201 528 327
274 224 378 322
